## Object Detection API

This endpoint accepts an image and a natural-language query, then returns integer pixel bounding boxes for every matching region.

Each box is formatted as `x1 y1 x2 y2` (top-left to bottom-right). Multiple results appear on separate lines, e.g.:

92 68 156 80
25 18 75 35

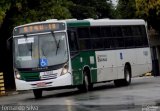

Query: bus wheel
114 66 131 87
78 72 93 92
122 66 131 86
33 89 42 99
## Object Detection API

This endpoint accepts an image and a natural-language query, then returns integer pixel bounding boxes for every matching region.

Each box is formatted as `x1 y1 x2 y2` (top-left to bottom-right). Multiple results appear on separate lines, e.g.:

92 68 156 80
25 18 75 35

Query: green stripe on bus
67 20 90 27
20 72 40 81
71 51 97 85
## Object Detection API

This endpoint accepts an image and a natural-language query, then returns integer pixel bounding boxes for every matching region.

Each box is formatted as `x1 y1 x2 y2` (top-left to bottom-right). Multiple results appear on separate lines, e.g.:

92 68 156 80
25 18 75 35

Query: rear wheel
122 66 131 86
33 89 42 99
114 65 131 87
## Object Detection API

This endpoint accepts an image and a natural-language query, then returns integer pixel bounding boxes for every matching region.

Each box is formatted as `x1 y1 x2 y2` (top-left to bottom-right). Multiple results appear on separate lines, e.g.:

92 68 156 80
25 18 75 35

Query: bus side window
67 30 79 56
77 27 92 50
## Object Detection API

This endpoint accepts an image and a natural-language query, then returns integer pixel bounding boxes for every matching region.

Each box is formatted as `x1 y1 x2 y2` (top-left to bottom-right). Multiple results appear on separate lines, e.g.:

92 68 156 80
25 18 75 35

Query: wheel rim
126 70 130 82
84 75 89 90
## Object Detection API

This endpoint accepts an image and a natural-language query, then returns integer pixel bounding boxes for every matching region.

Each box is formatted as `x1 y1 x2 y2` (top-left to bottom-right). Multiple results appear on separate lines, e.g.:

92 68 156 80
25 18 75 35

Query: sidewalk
0 89 31 97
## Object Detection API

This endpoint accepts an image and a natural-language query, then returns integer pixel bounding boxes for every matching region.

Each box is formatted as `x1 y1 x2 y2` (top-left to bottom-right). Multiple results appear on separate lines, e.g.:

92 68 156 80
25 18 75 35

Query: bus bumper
15 73 72 90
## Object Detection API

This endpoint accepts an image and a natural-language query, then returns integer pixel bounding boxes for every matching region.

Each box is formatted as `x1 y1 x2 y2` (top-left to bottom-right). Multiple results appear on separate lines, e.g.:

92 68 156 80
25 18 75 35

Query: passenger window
122 26 133 37
112 27 122 37
90 27 101 38
101 27 112 37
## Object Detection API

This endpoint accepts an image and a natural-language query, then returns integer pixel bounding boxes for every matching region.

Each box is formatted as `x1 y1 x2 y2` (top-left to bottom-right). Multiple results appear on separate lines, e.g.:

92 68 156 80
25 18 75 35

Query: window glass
79 39 92 50
116 38 125 47
90 27 101 38
68 30 78 52
132 26 141 36
122 26 133 37
77 27 90 38
91 39 104 49
101 27 112 37
134 37 143 47
112 27 122 37
125 38 135 47
143 37 149 46
104 38 114 49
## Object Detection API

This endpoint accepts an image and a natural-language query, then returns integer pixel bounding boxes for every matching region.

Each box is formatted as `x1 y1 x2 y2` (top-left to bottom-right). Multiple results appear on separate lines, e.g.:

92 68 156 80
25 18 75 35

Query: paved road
0 77 160 111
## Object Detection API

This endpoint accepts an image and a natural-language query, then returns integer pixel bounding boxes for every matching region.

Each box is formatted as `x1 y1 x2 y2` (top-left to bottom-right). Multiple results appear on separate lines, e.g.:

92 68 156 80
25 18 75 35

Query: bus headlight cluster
61 64 68 76
15 69 21 79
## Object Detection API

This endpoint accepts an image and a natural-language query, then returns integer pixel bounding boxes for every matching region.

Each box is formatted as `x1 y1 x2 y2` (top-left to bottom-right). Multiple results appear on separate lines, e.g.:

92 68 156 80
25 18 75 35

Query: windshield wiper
51 31 60 55
56 39 61 55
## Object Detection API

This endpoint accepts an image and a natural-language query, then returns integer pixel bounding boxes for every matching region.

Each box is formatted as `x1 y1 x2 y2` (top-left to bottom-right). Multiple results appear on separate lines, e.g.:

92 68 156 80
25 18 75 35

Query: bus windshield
14 32 68 69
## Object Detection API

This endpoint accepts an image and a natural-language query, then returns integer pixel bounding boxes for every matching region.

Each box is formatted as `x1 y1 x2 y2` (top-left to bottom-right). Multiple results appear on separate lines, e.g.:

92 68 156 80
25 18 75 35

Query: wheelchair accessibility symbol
40 58 48 67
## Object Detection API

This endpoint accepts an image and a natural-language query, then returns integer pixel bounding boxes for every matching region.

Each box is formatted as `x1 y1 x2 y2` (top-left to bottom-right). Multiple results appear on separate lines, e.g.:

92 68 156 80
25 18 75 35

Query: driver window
67 30 78 57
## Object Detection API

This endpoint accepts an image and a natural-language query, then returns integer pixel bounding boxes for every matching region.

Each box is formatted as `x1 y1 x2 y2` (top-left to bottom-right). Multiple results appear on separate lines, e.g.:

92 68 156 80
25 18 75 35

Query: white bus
12 19 152 98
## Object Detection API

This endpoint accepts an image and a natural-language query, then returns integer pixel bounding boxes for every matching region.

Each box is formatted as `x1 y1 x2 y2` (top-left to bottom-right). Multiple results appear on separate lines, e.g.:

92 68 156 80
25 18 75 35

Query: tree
0 0 73 89
116 0 137 19
0 0 11 25
69 0 114 19
136 0 160 31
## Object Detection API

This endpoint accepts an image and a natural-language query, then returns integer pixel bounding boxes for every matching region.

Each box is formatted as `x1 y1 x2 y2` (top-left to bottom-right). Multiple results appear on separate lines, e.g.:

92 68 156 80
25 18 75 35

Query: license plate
40 71 54 76
36 82 46 87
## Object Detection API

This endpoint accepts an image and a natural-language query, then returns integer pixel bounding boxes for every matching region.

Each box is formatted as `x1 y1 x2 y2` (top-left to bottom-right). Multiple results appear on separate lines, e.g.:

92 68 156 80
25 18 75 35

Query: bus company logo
143 51 148 56
97 55 107 62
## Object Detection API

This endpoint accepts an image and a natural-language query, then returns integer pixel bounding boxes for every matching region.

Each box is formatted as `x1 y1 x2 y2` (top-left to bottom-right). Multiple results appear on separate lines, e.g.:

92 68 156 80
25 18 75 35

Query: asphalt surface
0 76 160 111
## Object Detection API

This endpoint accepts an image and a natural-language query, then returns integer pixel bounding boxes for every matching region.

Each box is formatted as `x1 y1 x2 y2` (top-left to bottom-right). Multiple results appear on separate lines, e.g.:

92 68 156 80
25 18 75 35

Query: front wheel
77 73 93 92
33 89 42 99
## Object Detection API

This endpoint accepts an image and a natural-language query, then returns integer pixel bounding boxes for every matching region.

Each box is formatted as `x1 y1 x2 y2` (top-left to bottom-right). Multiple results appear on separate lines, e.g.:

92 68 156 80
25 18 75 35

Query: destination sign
14 23 65 35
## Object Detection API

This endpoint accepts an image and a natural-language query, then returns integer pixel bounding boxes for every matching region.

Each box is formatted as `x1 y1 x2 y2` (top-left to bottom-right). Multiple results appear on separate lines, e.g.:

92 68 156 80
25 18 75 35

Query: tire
78 72 93 92
33 89 42 99
122 66 131 86
114 65 131 87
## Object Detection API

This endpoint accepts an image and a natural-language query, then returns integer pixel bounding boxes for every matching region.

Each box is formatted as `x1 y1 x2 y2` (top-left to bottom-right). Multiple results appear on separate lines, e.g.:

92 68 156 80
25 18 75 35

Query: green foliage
0 0 11 24
136 0 160 31
10 0 72 26
70 0 114 19
0 0 115 37
116 0 137 19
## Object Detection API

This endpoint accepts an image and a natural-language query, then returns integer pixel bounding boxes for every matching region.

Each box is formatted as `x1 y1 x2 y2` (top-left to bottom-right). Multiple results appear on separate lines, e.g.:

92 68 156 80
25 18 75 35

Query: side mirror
7 37 12 50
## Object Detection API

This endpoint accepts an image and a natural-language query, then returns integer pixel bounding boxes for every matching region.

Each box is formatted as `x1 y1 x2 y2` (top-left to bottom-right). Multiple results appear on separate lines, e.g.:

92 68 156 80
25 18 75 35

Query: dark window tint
134 37 143 47
67 30 79 57
132 26 141 36
143 37 149 46
90 27 101 38
77 28 90 38
125 38 134 47
112 27 122 37
140 26 147 36
116 38 125 47
122 26 132 37
104 38 113 48
101 27 112 37
79 39 92 50
91 38 104 49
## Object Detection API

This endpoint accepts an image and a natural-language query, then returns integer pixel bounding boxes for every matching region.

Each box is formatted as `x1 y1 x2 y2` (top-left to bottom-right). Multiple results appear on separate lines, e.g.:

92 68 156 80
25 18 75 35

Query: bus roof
66 19 146 27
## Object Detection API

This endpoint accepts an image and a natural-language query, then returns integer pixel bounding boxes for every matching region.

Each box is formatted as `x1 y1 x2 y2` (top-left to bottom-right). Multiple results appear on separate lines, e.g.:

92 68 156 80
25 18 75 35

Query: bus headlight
15 70 21 79
61 64 68 76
